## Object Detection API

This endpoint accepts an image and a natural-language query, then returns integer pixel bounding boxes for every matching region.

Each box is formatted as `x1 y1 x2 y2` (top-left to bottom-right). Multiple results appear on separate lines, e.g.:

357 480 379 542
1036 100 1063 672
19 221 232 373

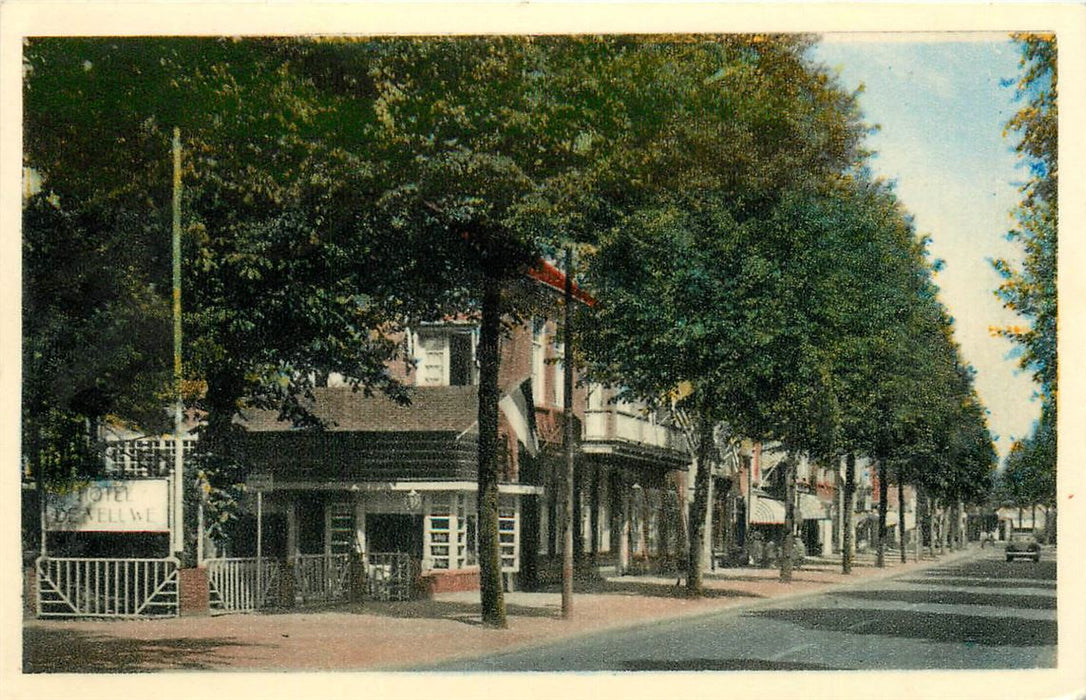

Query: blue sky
811 33 1040 463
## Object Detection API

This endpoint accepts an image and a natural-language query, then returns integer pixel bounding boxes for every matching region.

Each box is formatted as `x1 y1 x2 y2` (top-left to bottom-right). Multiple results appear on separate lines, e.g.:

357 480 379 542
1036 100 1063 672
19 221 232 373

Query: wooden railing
206 557 280 613
294 553 351 605
366 552 414 601
583 409 686 452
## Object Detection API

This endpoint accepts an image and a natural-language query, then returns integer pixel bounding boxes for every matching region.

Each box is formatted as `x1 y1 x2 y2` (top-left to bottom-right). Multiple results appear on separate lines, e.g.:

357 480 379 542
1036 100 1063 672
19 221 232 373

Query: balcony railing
102 437 197 478
583 409 687 453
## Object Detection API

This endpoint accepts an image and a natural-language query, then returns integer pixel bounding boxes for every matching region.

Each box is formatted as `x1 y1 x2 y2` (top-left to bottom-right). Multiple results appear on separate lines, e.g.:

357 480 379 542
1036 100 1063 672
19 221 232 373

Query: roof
527 259 596 306
236 385 479 434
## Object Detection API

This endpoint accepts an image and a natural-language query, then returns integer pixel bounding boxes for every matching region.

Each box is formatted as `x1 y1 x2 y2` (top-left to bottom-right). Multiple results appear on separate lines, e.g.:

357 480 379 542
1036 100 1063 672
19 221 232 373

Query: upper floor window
532 317 546 406
413 327 477 387
531 316 565 408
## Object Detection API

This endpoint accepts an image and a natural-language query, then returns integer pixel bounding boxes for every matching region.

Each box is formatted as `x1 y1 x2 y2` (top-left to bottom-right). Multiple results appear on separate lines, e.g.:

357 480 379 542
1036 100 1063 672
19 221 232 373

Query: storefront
215 481 536 601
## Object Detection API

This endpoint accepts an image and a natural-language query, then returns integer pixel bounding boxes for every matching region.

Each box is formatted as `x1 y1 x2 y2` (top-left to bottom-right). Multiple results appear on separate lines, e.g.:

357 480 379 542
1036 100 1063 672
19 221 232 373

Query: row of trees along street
24 35 1020 628
991 35 1058 539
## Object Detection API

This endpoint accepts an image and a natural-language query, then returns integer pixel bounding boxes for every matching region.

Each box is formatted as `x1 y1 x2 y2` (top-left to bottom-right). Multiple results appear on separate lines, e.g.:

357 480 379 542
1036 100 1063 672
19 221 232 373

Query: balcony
582 407 689 468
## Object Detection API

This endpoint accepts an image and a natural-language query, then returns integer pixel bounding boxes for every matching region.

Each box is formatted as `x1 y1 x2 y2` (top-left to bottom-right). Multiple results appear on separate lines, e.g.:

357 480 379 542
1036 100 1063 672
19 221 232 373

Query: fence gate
294 553 351 604
366 552 413 601
205 557 280 613
36 557 180 619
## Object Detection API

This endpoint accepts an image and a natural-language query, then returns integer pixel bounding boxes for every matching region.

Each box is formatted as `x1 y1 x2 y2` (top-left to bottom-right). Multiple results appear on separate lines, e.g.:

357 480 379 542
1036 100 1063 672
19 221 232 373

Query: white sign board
45 479 170 532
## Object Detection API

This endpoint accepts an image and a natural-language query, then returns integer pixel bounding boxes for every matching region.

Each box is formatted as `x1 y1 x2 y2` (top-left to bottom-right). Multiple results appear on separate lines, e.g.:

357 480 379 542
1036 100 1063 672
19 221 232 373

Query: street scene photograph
7 4 1080 697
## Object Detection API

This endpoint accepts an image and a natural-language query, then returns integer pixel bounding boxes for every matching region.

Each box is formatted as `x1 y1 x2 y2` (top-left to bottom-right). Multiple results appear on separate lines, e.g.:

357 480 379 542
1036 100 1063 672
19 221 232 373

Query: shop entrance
366 514 423 560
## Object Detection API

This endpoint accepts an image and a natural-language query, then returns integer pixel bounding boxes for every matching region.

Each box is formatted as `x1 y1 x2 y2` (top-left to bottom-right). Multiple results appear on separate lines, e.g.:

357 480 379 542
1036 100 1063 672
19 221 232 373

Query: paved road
420 547 1057 671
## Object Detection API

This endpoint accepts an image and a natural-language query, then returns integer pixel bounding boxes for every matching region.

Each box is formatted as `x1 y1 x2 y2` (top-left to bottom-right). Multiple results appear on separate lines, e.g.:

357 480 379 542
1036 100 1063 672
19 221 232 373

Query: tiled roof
236 385 479 433
528 259 596 306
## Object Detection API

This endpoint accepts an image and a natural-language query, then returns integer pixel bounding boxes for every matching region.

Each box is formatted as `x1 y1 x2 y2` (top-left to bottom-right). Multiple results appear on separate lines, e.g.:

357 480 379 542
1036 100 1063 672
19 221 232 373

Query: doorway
366 514 423 560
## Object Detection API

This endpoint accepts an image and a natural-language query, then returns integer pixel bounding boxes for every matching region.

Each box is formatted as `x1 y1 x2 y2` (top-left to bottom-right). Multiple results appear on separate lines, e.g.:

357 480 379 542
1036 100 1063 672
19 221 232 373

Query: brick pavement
20 546 979 673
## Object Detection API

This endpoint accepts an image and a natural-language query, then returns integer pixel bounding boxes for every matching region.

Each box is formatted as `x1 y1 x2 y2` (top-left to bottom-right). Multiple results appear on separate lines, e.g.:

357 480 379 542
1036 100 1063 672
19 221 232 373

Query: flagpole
171 127 184 558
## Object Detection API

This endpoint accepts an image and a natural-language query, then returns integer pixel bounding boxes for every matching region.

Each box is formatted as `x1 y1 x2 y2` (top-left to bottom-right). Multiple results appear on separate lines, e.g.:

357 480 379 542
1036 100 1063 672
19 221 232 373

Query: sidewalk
21 545 980 673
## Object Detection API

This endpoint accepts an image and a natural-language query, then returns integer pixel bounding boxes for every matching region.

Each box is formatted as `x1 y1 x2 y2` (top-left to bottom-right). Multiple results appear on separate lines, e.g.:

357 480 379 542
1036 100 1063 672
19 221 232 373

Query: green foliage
992 33 1057 406
22 35 1002 582
578 38 997 521
22 37 432 528
22 193 173 486
990 33 1057 507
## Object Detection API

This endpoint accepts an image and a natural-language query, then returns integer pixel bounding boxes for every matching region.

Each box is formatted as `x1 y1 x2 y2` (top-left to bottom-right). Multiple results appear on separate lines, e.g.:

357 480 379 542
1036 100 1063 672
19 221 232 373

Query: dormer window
413 326 478 387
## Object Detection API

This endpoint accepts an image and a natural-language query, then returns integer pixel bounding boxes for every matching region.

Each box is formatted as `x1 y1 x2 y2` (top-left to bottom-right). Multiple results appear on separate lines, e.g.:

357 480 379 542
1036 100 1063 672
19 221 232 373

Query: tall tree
22 38 439 559
992 33 1057 516
304 37 645 626
578 35 872 592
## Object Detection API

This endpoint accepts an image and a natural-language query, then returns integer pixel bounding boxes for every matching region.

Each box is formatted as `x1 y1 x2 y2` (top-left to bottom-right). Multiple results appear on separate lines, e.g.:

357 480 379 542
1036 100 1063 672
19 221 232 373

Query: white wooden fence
36 556 179 618
206 557 280 613
203 552 417 613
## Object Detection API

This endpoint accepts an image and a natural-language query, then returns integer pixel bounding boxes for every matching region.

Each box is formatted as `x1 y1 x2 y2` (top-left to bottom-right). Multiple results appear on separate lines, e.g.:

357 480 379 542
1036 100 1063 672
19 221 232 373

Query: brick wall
178 567 210 617
420 568 481 596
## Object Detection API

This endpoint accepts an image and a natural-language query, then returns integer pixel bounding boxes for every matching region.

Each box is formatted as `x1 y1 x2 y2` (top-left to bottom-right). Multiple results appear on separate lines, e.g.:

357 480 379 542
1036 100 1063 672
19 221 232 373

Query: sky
812 33 1041 463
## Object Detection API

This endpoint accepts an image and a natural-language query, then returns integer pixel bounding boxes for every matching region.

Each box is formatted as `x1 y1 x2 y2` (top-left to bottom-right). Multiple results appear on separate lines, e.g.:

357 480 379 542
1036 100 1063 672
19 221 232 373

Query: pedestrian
750 532 765 568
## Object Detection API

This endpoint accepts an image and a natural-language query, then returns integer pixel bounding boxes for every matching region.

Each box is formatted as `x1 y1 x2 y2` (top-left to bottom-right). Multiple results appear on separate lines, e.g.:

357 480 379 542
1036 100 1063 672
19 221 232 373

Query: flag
500 378 539 457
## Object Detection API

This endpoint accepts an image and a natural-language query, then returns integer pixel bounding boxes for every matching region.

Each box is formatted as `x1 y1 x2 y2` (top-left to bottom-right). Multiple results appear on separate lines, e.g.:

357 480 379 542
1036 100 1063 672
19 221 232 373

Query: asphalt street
419 547 1057 671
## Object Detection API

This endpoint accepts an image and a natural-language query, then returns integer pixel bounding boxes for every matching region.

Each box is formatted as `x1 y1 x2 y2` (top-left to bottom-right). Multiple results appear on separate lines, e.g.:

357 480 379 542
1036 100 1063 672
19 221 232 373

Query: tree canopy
24 35 1001 612
990 33 1057 508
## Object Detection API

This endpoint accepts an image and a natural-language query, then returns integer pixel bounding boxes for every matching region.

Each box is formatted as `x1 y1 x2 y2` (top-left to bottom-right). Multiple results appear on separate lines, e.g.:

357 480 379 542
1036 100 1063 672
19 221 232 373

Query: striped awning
750 496 786 525
883 511 917 530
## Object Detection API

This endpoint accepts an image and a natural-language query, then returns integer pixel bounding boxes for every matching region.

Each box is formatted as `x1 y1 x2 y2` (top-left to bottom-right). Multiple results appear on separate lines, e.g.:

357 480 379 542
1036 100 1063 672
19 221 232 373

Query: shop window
457 495 477 568
498 497 520 572
426 497 452 570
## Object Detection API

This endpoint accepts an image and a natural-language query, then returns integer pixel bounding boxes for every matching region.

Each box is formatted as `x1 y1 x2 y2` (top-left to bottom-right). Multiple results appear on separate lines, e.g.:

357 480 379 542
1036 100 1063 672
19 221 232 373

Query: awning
883 511 917 530
750 496 786 525
799 494 829 520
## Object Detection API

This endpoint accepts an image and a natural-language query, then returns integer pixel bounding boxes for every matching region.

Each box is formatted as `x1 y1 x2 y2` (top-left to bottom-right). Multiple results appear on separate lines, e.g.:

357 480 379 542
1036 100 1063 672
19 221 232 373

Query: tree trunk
780 453 797 583
925 494 935 558
953 507 958 548
953 501 963 550
898 477 907 564
476 273 506 628
675 471 689 576
931 502 938 554
721 483 735 567
876 461 888 568
589 464 600 568
842 453 856 574
572 462 584 569
685 400 714 596
938 506 947 554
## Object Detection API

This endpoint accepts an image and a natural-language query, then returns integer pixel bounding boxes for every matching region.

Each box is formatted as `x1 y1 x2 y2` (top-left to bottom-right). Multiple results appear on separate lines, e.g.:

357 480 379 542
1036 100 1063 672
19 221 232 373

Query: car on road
1005 532 1041 562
